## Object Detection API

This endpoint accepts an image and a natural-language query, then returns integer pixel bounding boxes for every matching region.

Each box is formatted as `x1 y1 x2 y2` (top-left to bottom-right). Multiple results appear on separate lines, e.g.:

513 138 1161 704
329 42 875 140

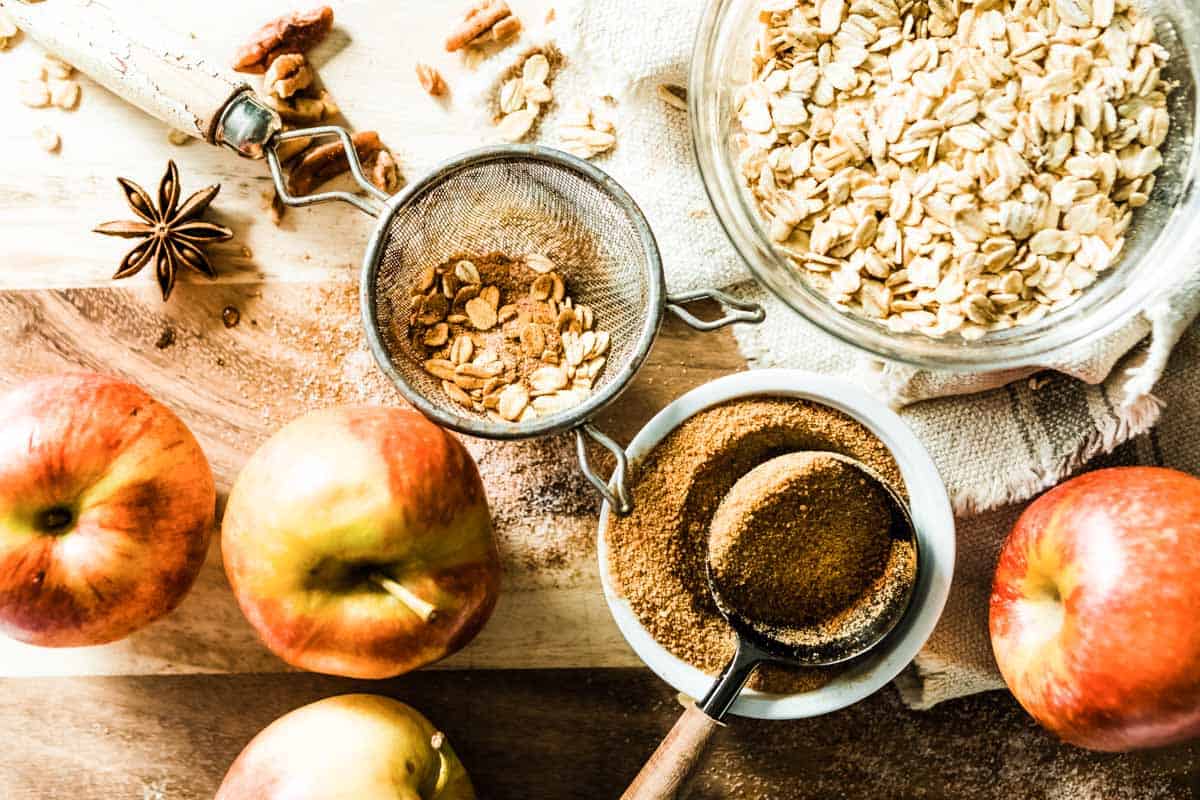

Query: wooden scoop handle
620 703 722 800
4 0 247 142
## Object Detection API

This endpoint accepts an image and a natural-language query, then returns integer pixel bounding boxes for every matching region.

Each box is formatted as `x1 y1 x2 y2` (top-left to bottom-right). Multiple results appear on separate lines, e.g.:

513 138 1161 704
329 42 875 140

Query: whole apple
222 406 500 679
0 372 215 646
990 466 1200 751
216 693 476 800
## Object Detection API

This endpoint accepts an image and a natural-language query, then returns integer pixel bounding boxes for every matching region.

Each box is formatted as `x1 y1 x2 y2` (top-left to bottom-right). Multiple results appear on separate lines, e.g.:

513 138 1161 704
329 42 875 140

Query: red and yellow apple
221 406 500 679
216 693 476 800
990 466 1200 751
0 372 215 646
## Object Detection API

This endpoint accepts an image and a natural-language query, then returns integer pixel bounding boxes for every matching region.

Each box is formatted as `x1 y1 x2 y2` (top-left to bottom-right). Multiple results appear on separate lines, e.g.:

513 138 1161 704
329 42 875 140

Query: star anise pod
94 161 234 301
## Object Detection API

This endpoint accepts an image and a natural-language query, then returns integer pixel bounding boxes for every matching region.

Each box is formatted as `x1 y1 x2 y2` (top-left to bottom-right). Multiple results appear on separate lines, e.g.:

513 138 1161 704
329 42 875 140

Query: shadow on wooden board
1 669 1198 799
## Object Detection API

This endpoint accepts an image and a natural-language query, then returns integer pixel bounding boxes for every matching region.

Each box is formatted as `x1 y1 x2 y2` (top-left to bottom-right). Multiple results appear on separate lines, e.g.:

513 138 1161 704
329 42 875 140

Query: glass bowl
691 0 1200 371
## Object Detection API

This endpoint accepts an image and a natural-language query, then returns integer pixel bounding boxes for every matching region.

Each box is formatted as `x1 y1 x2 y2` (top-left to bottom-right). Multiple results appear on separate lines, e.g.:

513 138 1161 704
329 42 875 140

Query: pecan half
480 14 522 45
287 131 385 196
445 0 511 52
233 6 334 74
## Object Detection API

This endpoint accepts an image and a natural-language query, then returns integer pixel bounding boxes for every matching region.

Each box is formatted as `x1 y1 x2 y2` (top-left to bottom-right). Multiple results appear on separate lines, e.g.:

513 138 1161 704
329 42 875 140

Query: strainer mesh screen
369 156 653 432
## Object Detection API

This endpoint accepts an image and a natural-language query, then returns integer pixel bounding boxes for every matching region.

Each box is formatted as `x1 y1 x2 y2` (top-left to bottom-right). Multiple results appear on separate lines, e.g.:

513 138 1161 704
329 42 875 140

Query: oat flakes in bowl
691 0 1200 368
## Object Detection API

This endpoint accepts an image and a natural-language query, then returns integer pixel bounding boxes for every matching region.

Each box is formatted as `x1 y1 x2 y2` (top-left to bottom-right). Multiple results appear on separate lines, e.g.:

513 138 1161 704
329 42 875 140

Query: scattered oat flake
32 126 60 153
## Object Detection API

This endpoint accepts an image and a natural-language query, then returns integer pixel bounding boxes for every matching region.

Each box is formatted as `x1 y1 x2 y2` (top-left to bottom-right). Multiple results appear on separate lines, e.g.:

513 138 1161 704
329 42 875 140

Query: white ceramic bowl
597 370 955 720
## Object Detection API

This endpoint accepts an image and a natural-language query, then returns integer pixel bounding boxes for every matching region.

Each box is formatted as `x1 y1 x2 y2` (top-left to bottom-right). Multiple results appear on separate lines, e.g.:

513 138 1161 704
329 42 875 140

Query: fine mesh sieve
365 148 660 442
8 5 763 516
268 135 765 514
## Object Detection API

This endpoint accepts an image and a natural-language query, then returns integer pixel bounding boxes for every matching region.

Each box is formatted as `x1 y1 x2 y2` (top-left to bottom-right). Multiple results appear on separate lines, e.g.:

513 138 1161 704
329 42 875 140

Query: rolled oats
738 0 1173 338
497 108 537 142
657 84 689 111
32 126 59 153
495 49 556 142
18 79 50 108
409 253 611 423
557 100 618 160
47 79 80 110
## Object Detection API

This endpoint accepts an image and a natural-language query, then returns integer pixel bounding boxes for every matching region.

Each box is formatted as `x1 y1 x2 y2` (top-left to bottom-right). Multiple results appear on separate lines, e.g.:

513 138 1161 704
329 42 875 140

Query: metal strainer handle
575 424 632 515
266 127 391 217
666 289 765 331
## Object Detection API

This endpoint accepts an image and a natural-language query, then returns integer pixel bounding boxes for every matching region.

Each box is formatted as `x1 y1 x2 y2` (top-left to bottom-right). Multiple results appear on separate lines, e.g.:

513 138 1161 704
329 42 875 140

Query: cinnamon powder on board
606 397 905 694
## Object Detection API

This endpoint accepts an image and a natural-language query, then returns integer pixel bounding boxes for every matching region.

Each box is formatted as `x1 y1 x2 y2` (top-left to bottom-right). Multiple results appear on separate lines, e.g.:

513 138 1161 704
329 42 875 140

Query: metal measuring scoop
621 452 919 800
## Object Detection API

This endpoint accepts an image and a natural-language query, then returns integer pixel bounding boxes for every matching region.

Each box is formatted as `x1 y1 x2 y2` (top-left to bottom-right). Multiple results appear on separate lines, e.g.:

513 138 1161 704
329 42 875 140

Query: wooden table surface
2 1 1199 797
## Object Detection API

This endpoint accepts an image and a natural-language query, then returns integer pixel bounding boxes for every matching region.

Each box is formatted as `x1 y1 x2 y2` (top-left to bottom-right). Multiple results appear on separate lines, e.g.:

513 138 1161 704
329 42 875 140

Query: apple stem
370 573 439 623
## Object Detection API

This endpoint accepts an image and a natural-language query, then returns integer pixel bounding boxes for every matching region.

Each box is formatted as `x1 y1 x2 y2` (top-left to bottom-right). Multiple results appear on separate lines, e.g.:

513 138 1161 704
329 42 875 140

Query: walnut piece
287 130 386 196
264 53 313 99
445 0 511 52
415 63 448 97
233 6 334 74
267 89 338 124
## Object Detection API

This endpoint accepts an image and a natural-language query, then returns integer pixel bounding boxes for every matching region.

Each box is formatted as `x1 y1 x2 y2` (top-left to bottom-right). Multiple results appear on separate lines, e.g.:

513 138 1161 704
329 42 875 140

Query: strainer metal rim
360 144 666 441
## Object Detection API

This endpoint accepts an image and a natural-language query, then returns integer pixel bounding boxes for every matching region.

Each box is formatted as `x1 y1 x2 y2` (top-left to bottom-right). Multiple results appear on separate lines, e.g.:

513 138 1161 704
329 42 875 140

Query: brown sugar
708 452 893 629
605 397 905 695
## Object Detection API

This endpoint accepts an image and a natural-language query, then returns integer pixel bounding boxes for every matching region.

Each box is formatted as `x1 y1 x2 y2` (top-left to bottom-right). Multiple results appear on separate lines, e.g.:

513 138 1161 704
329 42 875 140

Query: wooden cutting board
0 0 747 676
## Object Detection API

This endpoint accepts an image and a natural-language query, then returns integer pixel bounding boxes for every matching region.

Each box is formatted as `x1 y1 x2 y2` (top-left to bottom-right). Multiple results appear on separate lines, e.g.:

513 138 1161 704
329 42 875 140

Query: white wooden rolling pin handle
2 0 276 155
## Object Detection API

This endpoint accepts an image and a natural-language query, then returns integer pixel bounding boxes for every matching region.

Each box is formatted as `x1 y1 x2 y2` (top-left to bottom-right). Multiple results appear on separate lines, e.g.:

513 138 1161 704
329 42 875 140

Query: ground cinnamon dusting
606 398 905 694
